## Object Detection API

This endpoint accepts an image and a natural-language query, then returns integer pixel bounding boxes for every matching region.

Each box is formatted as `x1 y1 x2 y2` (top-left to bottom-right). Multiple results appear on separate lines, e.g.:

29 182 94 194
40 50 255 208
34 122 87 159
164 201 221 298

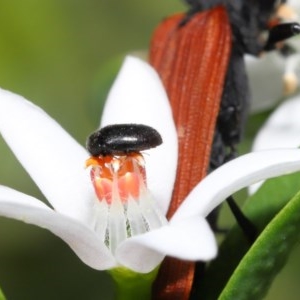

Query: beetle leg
226 196 258 244
264 22 300 51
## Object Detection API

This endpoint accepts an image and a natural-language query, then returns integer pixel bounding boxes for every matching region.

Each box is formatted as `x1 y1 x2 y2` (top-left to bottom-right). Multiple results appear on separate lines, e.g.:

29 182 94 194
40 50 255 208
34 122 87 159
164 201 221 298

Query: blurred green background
0 1 299 299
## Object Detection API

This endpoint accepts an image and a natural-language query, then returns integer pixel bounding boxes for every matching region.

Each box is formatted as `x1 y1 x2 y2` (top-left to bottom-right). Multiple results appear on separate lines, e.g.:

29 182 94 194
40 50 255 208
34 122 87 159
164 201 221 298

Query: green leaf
219 187 300 299
198 171 300 299
0 286 6 300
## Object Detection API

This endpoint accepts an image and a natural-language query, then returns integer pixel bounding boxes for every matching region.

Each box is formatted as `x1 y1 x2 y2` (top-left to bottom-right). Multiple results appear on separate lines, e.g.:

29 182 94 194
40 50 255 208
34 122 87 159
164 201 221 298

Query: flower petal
253 95 300 150
250 96 300 193
115 216 216 273
0 185 116 270
0 88 94 223
100 56 178 215
246 53 285 112
172 149 300 222
288 0 300 17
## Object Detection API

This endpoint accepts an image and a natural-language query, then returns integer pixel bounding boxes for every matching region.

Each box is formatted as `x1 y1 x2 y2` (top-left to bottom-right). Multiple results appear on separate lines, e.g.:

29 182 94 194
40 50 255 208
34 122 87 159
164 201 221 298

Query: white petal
253 96 300 150
289 0 300 16
115 216 216 273
0 185 116 270
246 53 285 112
0 88 94 223
116 240 164 274
172 149 300 222
250 96 300 193
100 56 178 215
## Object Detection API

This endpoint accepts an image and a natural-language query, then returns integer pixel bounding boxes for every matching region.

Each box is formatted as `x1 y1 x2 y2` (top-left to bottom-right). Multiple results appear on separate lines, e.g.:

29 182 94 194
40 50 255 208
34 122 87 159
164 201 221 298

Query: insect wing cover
149 6 232 300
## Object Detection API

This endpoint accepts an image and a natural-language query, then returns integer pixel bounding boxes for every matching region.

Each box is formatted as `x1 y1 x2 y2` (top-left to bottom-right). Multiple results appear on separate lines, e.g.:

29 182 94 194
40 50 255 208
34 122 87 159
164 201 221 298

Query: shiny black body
86 124 163 156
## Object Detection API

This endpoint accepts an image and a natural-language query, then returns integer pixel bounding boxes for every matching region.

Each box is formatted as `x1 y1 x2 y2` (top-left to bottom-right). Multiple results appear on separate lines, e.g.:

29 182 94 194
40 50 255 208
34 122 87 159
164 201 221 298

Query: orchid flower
1 56 300 277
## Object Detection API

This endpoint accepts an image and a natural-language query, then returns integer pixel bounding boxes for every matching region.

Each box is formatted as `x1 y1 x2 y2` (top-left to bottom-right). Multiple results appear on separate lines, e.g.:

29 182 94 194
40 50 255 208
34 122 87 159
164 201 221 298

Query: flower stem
108 267 159 300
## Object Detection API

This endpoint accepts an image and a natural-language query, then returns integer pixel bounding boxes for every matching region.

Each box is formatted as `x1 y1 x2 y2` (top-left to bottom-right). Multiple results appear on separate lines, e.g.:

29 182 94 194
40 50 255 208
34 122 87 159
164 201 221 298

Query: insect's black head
86 124 163 157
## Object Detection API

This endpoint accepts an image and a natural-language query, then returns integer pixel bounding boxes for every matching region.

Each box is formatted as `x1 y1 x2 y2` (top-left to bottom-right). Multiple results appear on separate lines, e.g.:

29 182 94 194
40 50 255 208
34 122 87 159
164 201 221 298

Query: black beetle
86 124 163 156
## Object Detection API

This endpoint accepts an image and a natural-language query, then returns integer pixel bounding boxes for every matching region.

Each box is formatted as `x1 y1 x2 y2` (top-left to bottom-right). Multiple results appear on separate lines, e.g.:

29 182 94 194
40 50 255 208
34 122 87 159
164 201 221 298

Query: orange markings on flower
86 154 146 204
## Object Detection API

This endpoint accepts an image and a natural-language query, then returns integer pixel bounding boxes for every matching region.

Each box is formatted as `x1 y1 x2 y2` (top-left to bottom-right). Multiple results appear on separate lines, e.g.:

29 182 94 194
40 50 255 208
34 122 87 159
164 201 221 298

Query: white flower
1 57 300 274
250 94 300 193
253 95 300 151
246 53 287 112
246 0 300 112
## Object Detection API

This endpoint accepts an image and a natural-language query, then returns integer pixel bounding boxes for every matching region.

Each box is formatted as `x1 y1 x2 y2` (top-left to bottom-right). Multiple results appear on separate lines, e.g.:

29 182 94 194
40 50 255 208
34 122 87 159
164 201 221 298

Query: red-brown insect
150 6 231 299
149 1 300 299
